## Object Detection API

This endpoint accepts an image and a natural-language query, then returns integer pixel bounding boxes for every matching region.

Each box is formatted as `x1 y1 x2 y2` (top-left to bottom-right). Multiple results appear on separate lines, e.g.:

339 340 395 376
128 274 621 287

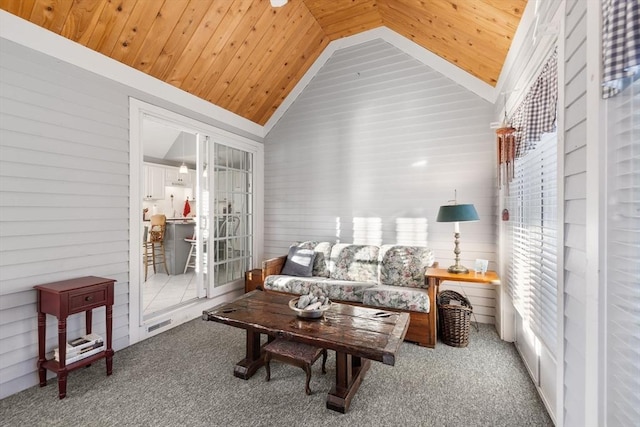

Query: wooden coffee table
202 291 409 413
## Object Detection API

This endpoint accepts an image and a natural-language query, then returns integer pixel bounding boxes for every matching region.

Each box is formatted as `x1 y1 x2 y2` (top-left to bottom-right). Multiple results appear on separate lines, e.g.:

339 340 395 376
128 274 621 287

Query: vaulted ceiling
0 0 527 126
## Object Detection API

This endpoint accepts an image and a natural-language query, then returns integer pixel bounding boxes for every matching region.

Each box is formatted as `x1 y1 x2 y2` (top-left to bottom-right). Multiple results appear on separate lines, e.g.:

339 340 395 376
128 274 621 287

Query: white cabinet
143 164 165 200
165 167 191 187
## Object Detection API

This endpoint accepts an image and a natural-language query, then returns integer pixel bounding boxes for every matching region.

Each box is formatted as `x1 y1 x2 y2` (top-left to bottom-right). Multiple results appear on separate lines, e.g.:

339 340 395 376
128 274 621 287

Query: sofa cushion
281 246 316 277
329 244 379 283
362 285 431 313
294 241 333 278
264 275 320 295
309 281 376 303
378 245 435 288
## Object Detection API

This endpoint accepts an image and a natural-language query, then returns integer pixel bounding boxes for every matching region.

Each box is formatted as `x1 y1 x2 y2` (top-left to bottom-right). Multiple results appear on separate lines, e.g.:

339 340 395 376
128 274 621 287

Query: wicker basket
437 290 473 347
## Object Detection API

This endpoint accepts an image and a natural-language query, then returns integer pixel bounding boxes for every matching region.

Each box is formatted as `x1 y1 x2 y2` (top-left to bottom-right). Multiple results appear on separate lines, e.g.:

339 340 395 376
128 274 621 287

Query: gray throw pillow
281 246 316 277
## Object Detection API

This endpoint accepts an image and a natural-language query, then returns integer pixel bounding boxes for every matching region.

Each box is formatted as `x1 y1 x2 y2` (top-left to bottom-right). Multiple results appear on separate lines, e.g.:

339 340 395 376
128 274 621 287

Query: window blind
506 132 558 355
605 76 640 425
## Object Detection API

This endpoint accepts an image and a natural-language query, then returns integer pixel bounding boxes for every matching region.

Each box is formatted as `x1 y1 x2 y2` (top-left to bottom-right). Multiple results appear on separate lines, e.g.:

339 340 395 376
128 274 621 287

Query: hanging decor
496 125 516 189
497 47 558 189
510 48 558 159
601 0 640 98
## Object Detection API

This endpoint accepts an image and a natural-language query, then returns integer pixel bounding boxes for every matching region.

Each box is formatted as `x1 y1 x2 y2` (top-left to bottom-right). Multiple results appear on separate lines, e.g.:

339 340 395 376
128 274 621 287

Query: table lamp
436 193 479 274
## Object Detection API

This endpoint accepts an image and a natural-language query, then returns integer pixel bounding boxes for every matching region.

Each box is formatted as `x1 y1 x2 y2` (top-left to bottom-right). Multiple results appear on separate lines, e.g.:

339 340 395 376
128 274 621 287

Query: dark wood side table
244 268 263 293
34 276 115 399
425 267 500 346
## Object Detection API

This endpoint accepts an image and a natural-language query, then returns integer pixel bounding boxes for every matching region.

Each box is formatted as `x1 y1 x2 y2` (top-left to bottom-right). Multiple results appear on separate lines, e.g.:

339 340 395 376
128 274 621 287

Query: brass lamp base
448 231 468 274
447 264 469 274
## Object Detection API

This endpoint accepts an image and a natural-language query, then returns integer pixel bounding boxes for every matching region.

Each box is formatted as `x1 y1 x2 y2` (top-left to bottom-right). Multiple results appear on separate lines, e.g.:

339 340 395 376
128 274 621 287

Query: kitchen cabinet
144 164 165 200
165 167 191 187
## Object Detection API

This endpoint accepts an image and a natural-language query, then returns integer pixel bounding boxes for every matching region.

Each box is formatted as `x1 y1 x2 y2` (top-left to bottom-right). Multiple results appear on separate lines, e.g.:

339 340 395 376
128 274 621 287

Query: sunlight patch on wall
395 218 428 246
353 217 382 245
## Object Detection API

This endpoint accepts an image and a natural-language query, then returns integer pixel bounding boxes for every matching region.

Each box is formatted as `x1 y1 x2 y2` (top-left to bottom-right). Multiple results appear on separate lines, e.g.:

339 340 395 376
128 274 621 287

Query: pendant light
179 132 188 174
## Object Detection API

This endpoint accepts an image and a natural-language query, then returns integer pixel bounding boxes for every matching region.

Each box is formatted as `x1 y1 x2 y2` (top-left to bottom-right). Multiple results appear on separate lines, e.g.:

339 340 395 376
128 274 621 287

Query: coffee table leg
326 352 371 413
233 329 264 379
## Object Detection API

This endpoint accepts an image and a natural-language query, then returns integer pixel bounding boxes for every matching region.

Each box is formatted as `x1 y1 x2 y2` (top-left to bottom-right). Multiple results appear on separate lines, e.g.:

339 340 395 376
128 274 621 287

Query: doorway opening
129 99 263 343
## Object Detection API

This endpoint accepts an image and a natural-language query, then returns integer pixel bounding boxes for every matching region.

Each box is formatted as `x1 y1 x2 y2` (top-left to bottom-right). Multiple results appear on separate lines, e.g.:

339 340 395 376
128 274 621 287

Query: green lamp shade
436 204 479 223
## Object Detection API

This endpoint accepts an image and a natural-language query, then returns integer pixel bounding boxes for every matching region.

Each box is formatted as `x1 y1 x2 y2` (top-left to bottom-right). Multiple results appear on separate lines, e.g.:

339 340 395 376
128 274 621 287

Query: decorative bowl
289 298 331 319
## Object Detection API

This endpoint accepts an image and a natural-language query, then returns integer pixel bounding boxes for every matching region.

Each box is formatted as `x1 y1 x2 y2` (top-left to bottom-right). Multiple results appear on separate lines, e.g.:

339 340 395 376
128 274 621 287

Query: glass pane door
212 143 253 288
194 134 210 297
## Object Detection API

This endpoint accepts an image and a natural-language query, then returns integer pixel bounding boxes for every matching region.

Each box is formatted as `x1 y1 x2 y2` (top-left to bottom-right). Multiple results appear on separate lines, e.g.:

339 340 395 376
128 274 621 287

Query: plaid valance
602 0 640 98
509 48 558 158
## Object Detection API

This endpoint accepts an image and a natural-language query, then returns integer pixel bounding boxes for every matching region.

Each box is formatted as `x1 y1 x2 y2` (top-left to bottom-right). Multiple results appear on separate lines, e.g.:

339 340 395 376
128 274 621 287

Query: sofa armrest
262 255 287 277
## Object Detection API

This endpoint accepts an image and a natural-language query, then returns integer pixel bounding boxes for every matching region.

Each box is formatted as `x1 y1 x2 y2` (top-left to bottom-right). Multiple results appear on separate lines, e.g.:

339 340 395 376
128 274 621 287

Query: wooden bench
264 338 327 395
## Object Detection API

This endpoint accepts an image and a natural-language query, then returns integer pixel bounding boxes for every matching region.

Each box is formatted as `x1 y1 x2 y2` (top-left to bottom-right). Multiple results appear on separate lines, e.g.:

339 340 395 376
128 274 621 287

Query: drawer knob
85 296 93 302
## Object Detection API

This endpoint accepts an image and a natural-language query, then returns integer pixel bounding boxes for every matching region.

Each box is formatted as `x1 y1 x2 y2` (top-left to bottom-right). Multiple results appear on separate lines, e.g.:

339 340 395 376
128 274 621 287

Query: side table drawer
69 287 107 313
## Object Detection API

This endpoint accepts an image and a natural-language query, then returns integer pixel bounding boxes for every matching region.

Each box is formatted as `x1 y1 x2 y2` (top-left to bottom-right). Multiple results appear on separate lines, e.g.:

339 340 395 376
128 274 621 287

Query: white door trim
129 98 264 344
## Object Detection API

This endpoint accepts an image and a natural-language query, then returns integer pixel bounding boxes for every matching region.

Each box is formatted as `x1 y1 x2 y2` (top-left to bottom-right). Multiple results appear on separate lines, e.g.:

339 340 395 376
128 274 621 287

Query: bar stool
184 227 206 274
183 237 197 274
143 214 169 281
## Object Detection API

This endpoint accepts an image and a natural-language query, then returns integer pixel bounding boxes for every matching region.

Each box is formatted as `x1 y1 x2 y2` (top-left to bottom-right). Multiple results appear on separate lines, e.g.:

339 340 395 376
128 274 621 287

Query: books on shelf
53 333 105 364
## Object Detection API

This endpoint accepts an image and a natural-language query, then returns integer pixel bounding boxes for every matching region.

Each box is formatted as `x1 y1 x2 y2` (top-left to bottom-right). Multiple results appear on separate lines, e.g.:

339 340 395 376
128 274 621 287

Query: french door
209 142 254 295
129 99 261 343
197 137 254 296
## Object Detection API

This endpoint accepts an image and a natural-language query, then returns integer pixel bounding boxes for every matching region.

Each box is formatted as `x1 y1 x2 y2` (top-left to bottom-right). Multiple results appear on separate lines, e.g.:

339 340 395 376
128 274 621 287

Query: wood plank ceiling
0 0 527 126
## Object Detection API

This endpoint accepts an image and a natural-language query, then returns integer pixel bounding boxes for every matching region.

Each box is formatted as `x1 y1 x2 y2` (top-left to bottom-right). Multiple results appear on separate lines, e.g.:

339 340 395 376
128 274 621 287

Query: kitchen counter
164 222 195 275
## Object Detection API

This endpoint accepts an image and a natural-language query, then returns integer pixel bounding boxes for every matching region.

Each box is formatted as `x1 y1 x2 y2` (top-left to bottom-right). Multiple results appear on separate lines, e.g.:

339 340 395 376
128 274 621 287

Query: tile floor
143 272 198 317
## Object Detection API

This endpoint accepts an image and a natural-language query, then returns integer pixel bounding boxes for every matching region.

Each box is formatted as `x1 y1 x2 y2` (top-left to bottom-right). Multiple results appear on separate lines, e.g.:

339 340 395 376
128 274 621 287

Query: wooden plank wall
0 38 130 398
264 39 498 324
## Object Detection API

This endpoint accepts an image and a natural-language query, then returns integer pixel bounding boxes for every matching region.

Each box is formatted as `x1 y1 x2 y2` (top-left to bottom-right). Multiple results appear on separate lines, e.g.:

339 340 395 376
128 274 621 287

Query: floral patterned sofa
261 242 437 348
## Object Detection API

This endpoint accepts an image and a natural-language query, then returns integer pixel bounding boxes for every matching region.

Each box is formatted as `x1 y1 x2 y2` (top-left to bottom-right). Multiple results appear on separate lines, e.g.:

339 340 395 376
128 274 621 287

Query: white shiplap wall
0 35 263 399
563 0 589 425
0 38 130 398
265 39 498 324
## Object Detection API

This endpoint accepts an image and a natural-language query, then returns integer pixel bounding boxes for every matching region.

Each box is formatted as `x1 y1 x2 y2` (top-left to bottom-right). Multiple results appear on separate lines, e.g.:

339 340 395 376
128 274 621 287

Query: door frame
129 98 264 344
